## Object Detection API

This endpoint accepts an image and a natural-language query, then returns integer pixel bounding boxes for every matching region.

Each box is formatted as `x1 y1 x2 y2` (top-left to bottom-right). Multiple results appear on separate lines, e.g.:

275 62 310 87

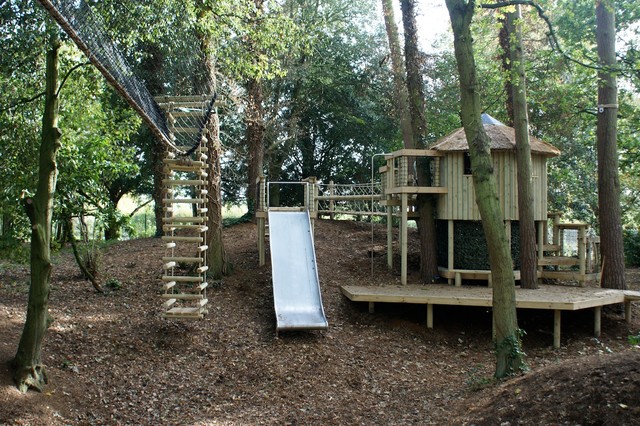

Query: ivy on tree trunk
445 0 525 378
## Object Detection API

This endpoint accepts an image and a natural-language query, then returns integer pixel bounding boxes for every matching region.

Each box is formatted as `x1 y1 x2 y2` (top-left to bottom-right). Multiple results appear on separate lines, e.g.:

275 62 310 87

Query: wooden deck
340 284 640 348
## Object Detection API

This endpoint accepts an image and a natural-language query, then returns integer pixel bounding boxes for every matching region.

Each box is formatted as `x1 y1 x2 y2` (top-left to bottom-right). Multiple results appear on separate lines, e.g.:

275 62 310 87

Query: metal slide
268 211 328 332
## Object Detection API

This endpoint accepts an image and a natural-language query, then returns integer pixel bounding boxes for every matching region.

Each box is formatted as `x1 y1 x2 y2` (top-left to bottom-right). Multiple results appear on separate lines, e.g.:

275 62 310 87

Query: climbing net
36 0 217 154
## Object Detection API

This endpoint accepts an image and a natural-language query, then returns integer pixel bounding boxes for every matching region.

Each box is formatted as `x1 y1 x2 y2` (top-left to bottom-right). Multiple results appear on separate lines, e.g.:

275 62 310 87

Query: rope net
36 0 217 154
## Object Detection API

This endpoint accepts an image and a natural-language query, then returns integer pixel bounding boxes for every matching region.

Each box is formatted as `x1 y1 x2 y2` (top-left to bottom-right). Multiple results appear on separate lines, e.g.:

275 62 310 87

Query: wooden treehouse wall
436 152 548 221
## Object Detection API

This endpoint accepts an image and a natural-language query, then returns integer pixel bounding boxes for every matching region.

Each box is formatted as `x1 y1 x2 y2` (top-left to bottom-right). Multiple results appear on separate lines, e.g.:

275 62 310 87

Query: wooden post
329 180 335 220
552 212 561 246
433 157 440 187
448 220 454 285
594 306 601 337
578 225 586 286
258 217 266 266
537 221 544 283
401 193 408 285
553 310 561 348
626 300 632 323
258 176 266 266
387 195 393 271
368 302 375 313
427 304 433 328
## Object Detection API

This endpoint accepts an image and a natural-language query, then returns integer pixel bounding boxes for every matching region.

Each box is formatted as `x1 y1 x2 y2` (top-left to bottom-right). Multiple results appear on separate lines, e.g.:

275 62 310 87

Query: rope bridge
37 0 217 319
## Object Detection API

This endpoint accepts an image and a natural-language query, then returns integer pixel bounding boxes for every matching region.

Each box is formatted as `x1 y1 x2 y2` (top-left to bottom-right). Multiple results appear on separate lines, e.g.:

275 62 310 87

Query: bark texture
13 38 61 392
445 0 524 377
596 0 625 290
246 77 265 219
507 6 537 289
400 0 439 281
381 0 413 145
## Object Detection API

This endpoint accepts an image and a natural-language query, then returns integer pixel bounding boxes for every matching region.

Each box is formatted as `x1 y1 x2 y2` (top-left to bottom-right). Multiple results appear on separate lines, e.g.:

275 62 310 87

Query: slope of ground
0 220 638 425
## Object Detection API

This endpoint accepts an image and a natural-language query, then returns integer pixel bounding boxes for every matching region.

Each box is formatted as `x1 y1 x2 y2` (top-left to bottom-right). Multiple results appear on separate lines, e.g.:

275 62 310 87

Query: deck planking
340 284 638 348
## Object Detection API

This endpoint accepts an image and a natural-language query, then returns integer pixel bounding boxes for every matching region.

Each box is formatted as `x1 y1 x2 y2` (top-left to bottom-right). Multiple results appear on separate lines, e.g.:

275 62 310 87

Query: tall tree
400 0 439 281
596 0 625 289
12 31 61 392
381 0 413 145
445 0 524 377
506 6 538 289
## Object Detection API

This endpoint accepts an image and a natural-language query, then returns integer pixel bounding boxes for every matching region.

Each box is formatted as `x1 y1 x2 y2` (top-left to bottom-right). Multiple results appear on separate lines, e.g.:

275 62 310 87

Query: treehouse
381 114 597 286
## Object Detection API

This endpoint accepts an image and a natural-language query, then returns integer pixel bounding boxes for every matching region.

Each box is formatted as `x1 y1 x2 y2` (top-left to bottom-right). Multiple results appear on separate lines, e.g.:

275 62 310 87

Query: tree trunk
400 0 439 281
206 111 229 279
507 6 537 289
381 0 413 145
596 0 625 290
246 77 265 220
445 0 524 378
195 22 229 279
12 36 61 392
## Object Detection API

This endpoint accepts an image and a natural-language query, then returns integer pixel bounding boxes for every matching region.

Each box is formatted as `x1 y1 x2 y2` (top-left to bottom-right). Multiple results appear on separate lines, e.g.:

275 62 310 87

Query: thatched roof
430 114 560 158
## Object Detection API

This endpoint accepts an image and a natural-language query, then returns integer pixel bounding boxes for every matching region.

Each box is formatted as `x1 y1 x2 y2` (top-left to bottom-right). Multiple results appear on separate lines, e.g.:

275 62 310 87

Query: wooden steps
158 98 214 320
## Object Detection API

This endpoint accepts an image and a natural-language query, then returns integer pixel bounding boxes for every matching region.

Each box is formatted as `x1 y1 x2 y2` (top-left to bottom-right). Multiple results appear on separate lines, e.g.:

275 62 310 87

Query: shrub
624 229 640 267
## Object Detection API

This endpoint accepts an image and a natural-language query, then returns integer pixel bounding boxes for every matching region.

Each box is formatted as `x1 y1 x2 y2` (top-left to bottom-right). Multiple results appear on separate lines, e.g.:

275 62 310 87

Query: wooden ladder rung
199 298 208 307
163 179 206 186
197 282 208 291
162 216 207 223
165 242 176 249
162 275 204 282
162 256 203 263
163 198 206 204
163 261 177 269
162 225 208 231
161 236 203 243
161 293 204 300
163 307 204 319
196 266 209 274
163 298 177 308
197 245 208 252
163 281 176 290
163 159 205 167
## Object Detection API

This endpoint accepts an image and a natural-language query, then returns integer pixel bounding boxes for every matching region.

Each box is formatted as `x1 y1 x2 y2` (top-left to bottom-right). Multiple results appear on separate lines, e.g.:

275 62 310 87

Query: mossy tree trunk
12 35 61 392
507 6 537 289
445 0 524 378
596 0 625 290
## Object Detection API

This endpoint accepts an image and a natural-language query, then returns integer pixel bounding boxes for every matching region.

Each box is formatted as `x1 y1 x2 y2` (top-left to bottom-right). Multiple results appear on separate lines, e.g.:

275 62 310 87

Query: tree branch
128 198 153 217
56 61 92 97
480 0 617 72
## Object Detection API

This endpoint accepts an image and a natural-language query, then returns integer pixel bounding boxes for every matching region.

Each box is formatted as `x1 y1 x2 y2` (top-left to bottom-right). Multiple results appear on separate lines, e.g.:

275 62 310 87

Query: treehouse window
463 152 472 175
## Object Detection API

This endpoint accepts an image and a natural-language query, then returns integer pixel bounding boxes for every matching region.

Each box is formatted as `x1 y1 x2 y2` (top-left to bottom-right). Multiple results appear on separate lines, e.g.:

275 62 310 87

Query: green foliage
495 328 528 376
104 277 122 291
465 365 495 391
0 239 30 265
624 229 640 267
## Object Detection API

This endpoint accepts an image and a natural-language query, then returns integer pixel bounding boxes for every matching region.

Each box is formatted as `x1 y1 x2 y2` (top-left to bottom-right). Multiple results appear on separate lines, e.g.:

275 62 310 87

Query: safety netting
36 0 217 154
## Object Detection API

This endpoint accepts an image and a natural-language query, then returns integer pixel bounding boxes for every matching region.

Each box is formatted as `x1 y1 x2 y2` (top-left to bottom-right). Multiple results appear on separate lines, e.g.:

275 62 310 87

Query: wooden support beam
554 310 561 349
427 304 433 328
594 306 601 337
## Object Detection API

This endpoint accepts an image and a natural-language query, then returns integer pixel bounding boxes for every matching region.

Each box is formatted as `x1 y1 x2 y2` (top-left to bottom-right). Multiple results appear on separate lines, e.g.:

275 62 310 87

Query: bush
624 229 640 267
